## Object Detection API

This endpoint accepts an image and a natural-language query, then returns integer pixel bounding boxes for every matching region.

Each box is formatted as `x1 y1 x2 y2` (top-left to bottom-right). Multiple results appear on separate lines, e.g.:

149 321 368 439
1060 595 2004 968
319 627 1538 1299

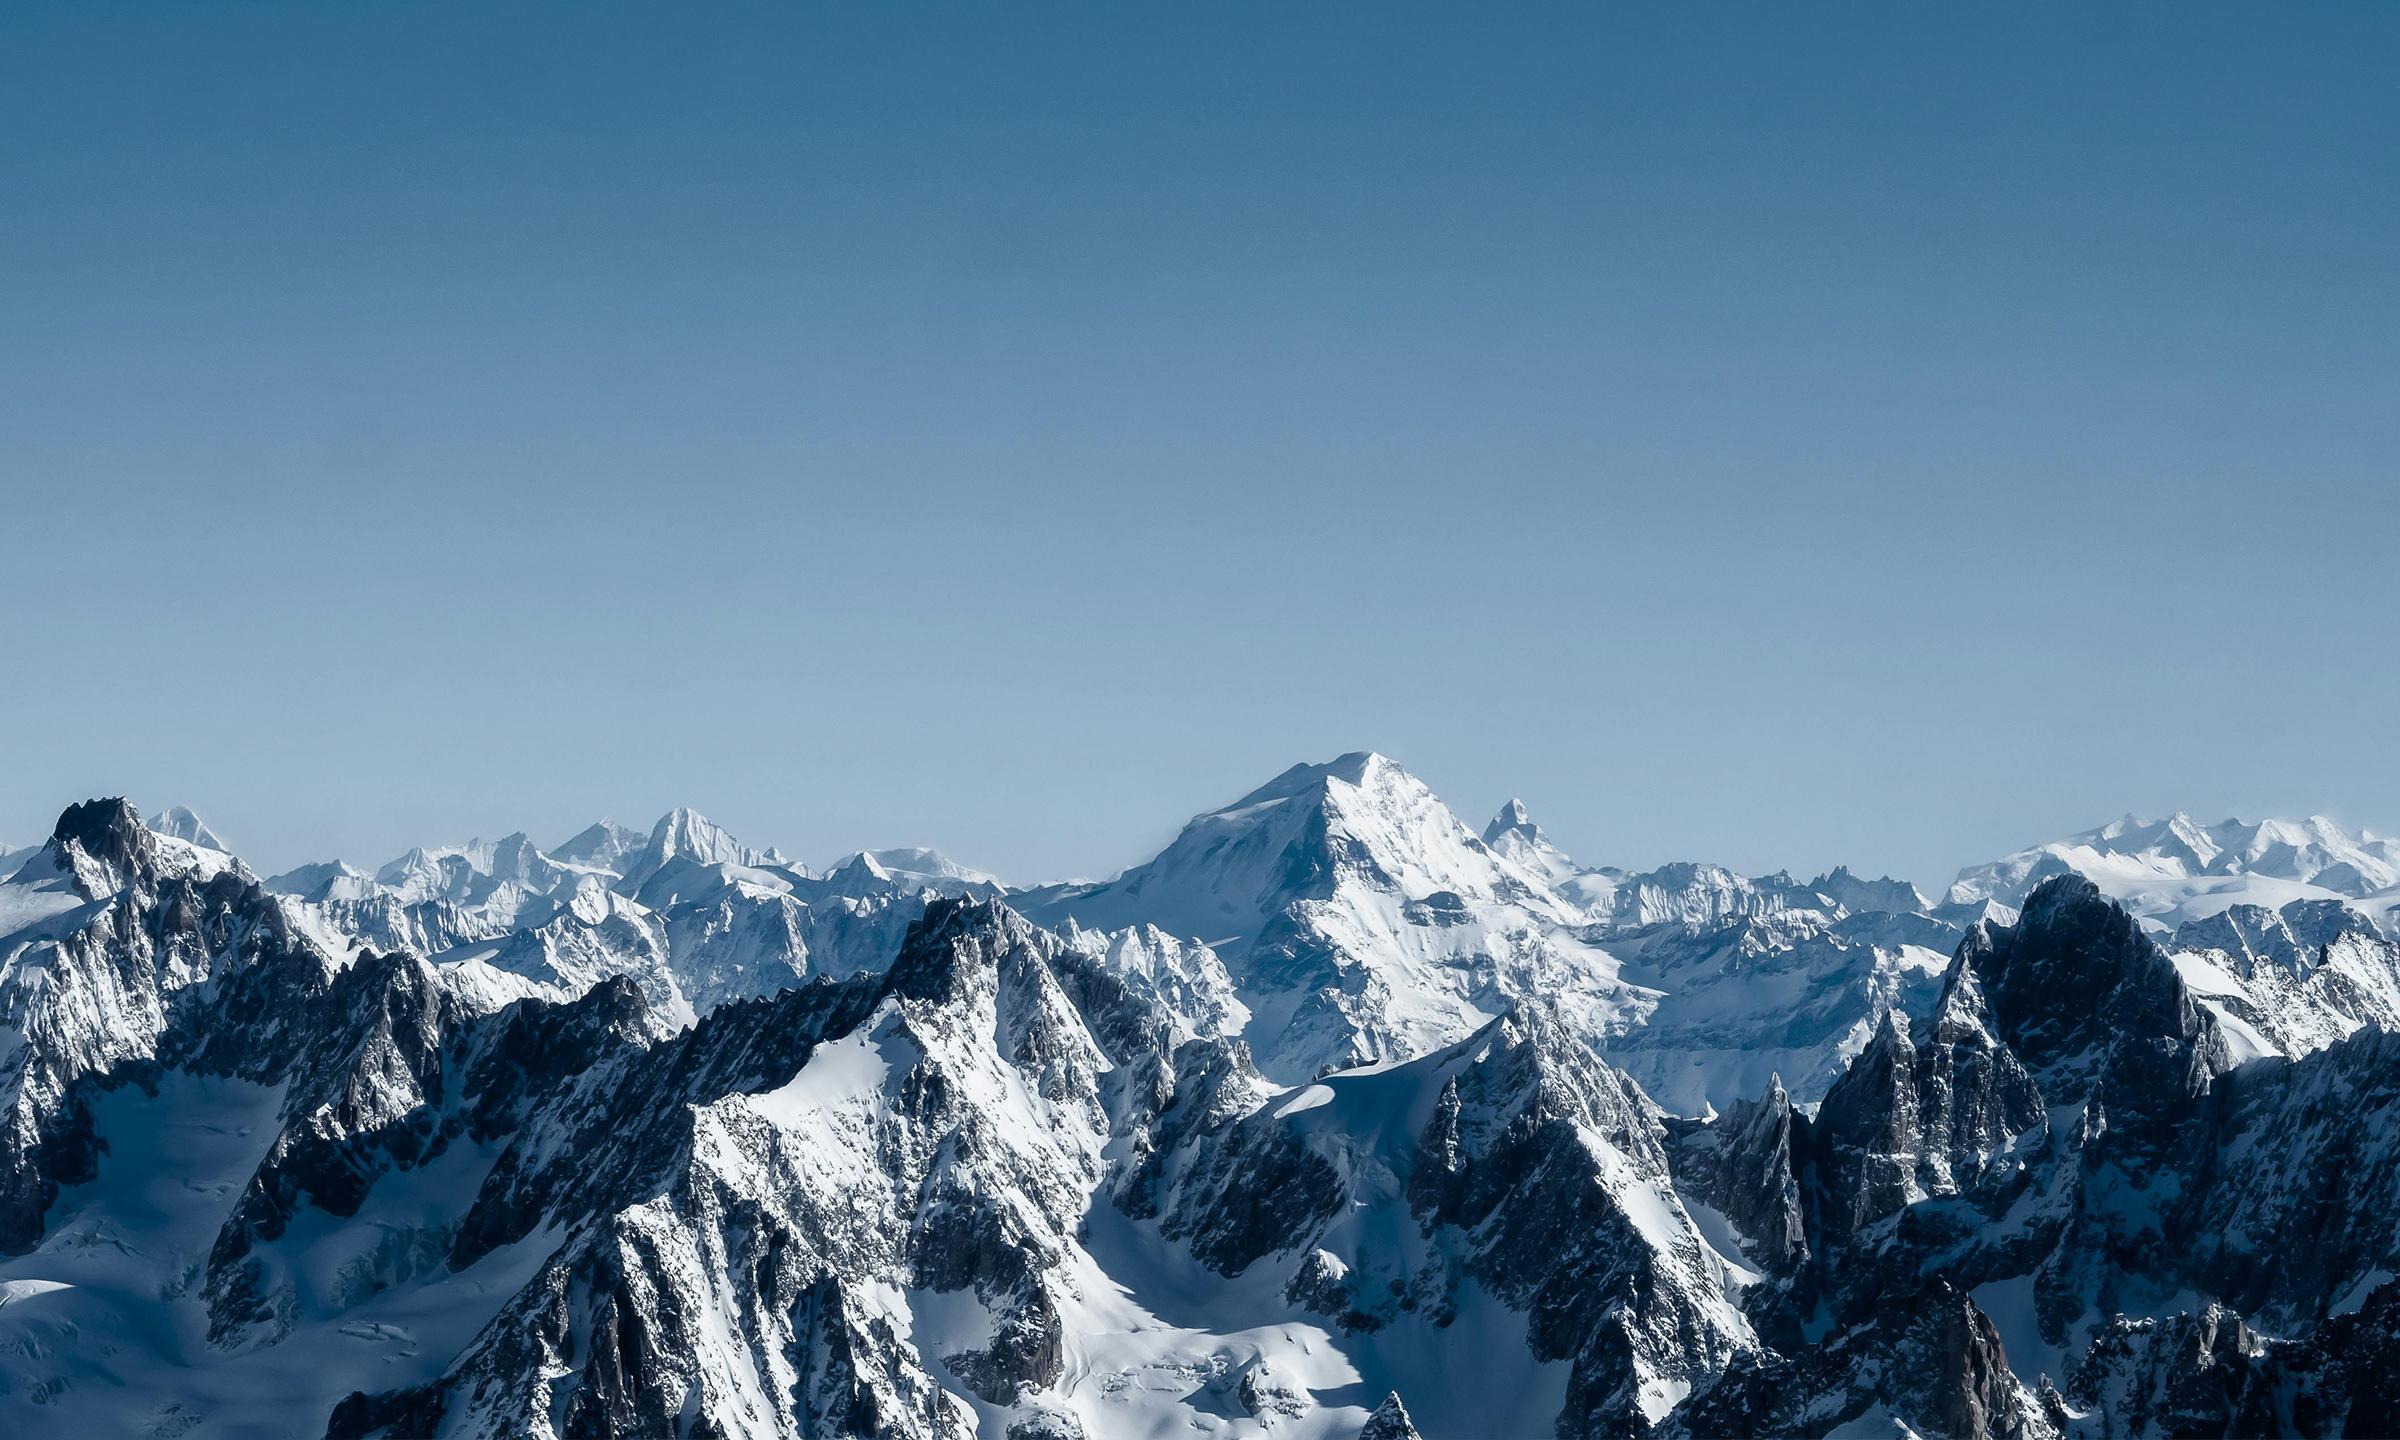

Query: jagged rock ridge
2 777 2399 1438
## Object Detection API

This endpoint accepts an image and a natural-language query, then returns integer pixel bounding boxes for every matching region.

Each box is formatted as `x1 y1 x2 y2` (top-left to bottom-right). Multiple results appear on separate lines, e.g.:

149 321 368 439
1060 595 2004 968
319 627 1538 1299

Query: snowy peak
1950 811 2400 930
1483 797 1541 847
859 845 995 885
639 805 740 869
372 841 492 903
615 806 792 898
261 857 373 902
1024 750 1563 948
819 846 999 898
2164 899 2400 1062
1228 747 1395 808
484 831 558 889
1013 752 1624 1081
2173 898 2379 976
363 833 586 914
549 818 646 875
1298 754 1562 908
2093 809 2224 870
1603 861 1824 933
1808 865 1929 917
1482 796 1587 888
146 804 226 852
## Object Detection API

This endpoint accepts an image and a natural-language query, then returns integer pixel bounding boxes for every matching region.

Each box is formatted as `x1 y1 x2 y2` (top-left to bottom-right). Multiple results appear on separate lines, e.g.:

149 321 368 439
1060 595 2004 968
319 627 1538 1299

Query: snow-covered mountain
148 803 228 852
1949 811 2400 934
4 778 2400 1438
1675 873 2400 1437
1480 798 1581 886
1018 753 1644 1083
823 846 1002 894
1452 800 1963 1115
1597 904 1960 1116
1555 807 2400 1115
614 806 800 903
550 817 648 875
0 805 1748 1439
2163 899 2400 1062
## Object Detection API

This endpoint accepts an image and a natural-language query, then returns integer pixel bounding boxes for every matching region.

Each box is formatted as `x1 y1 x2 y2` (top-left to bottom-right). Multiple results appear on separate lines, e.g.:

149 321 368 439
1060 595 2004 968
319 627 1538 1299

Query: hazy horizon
8 2 2396 888
10 761 2396 903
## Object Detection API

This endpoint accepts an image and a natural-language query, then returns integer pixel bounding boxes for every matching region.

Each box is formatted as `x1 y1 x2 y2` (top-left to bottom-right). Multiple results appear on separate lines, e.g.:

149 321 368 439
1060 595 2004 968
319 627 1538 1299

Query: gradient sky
5 3 2396 888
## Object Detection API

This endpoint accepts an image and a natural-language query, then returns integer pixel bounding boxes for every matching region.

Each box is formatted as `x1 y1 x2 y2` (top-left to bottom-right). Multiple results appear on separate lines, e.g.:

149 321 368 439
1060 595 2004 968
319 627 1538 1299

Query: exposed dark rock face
2064 1303 2264 1438
1811 952 2049 1250
444 968 886 1272
2175 1025 2400 1328
325 1383 447 1440
48 798 159 899
1680 1074 1811 1272
1149 1004 1757 1436
1146 1061 1348 1276
2062 1281 2400 1437
342 900 1190 1435
196 959 655 1346
1965 878 2231 1108
1667 1278 2052 1440
1 799 328 1251
1672 875 2400 1438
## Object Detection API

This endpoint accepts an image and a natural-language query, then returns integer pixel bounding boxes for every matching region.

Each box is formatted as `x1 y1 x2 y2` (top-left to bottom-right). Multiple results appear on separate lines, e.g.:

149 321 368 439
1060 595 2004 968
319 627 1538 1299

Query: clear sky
5 2 2396 888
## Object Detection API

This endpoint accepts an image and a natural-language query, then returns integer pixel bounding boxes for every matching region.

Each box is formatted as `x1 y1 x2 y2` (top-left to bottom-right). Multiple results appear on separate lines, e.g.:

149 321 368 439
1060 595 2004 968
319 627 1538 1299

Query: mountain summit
1020 752 1635 1080
146 804 226 852
1483 796 1584 885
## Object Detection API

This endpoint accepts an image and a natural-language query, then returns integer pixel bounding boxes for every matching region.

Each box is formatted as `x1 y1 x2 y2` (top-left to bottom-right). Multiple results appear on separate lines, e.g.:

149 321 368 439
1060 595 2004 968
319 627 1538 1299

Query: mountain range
3 756 2399 1437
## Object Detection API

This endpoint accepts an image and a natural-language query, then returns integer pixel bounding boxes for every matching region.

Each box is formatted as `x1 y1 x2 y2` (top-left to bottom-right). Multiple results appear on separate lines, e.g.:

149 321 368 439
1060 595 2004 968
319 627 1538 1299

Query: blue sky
4 3 2395 886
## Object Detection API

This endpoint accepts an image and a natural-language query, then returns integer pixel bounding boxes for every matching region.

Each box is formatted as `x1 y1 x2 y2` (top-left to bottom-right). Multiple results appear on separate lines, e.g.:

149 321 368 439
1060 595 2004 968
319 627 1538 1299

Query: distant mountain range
2 759 2397 1437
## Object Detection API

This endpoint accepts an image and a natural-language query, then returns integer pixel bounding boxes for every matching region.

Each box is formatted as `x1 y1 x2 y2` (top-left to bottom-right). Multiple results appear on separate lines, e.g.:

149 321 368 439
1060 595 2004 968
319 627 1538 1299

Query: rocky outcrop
1669 875 2400 1437
1670 1278 2054 1440
1356 1390 1423 1440
2167 899 2400 1059
2062 1281 2400 1438
1810 953 2048 1247
354 900 1167 1436
1152 1004 1758 1433
1666 1074 1810 1272
197 958 651 1345
0 800 326 1250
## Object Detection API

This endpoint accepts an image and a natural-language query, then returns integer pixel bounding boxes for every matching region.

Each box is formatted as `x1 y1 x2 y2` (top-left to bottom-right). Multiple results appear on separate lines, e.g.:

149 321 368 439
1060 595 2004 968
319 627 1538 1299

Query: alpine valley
5 756 2400 1439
